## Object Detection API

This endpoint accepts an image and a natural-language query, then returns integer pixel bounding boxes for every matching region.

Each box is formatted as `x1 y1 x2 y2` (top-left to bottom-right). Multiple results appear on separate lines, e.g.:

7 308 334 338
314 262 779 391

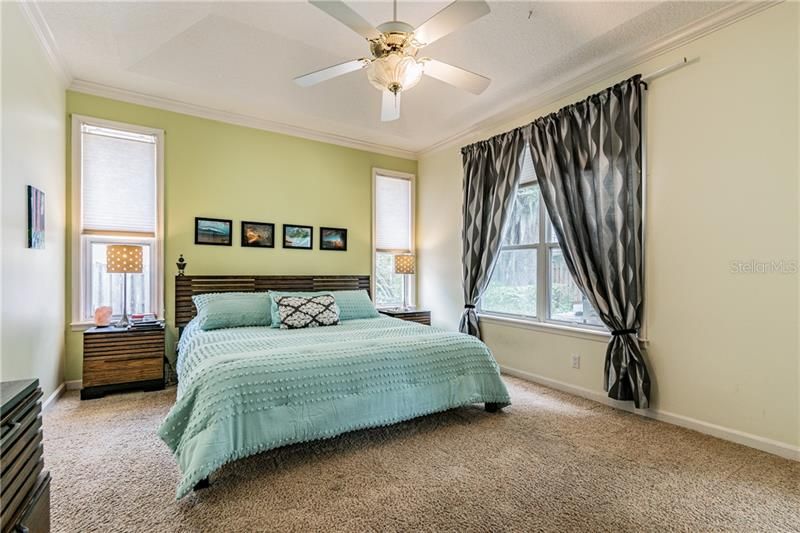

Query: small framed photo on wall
27 185 45 249
320 227 347 251
283 224 313 250
241 221 275 248
195 217 232 246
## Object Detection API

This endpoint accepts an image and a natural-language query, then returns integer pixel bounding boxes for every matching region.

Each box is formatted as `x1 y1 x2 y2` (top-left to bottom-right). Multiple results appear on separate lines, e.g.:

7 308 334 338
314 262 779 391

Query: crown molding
68 80 418 160
417 0 782 157
17 0 73 87
58 1 777 160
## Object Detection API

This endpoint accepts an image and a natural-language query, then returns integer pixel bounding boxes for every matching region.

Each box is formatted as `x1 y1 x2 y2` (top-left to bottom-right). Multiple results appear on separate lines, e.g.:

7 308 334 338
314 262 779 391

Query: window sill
70 318 166 332
477 313 611 343
478 313 649 346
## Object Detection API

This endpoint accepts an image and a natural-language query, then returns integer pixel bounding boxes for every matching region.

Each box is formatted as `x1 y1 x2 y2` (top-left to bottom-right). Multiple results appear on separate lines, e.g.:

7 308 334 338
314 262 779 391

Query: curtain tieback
611 328 637 336
464 304 476 309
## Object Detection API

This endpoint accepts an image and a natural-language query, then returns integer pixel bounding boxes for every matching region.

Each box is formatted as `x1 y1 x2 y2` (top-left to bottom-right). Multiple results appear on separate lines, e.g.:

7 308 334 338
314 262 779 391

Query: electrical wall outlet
571 354 581 369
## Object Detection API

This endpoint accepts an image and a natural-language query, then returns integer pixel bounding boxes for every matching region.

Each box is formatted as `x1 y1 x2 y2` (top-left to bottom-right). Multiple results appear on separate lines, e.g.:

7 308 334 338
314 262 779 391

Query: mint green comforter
159 316 510 498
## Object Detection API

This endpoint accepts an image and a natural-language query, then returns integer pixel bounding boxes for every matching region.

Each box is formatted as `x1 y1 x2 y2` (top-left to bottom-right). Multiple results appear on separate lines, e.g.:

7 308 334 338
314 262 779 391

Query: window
480 151 603 329
71 116 164 324
372 169 415 308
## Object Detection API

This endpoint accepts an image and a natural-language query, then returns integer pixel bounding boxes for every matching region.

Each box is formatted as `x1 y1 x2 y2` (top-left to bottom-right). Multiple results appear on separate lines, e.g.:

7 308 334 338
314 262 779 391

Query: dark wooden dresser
82 326 165 400
0 379 50 533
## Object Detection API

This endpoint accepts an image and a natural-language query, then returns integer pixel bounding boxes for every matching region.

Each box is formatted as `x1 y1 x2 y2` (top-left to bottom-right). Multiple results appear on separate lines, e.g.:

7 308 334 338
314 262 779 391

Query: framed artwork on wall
283 224 313 250
320 227 347 251
195 217 232 246
27 185 45 249
241 221 275 248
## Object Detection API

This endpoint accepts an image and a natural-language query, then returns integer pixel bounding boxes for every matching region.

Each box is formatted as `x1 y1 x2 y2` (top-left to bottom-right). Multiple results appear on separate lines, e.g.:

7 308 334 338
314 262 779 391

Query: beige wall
1 2 67 398
418 3 799 452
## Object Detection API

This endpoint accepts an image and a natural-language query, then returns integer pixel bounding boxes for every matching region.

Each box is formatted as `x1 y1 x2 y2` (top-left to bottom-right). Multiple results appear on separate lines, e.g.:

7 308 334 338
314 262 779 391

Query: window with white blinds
373 171 415 308
72 116 164 325
374 175 412 251
81 124 157 235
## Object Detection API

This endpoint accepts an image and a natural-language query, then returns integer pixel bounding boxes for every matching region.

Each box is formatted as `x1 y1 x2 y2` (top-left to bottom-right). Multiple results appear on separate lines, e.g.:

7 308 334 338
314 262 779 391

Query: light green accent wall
65 91 416 380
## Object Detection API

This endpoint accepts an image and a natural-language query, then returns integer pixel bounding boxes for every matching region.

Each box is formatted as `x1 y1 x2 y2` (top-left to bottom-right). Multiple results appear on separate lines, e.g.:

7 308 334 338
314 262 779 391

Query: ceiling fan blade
423 59 490 95
294 59 368 87
309 1 382 41
381 90 401 122
414 0 490 46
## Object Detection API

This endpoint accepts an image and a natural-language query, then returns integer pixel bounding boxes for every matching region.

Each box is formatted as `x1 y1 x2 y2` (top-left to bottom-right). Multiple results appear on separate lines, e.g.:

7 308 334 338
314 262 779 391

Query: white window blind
520 148 536 184
375 175 411 251
81 124 157 235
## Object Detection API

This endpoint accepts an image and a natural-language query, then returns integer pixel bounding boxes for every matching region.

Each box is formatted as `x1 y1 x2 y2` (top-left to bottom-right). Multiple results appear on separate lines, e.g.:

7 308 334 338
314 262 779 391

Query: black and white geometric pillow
276 295 340 329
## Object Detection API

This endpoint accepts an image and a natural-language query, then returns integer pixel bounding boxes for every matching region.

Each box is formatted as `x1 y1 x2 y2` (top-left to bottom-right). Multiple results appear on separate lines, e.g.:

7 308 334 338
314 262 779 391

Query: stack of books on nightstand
129 314 165 331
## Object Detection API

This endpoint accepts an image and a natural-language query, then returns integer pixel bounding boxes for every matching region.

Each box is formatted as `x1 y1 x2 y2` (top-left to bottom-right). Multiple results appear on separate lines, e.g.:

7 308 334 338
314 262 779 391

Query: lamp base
115 272 130 328
115 311 130 328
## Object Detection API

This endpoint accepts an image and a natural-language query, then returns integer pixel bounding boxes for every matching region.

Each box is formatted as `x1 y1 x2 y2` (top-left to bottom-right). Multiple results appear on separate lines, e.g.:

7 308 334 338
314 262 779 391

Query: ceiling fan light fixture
299 0 492 120
366 53 424 94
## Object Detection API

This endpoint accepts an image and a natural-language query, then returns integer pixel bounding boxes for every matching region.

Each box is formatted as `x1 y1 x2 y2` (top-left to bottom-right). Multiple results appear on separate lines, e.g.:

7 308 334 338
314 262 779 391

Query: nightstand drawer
83 357 163 388
84 332 164 358
396 312 431 325
84 341 164 359
379 309 432 325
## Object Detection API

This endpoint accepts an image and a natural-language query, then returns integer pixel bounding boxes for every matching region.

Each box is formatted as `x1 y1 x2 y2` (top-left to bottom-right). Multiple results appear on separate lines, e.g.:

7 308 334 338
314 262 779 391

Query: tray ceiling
38 1 733 155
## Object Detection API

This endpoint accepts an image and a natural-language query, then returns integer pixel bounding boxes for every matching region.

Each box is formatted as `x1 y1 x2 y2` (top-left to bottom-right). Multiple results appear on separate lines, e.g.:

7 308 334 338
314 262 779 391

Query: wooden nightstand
379 308 431 326
81 326 165 400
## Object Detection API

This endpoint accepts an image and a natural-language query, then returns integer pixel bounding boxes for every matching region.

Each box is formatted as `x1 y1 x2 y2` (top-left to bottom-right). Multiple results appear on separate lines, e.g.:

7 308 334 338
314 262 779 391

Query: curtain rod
642 57 693 83
463 58 693 151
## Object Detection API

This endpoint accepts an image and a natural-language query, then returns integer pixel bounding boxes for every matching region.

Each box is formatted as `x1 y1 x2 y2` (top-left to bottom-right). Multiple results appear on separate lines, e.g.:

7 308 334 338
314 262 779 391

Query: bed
159 275 510 499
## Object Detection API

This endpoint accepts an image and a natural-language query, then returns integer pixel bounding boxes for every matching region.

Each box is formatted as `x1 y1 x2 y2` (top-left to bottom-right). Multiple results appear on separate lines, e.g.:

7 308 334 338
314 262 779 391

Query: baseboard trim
500 365 800 462
65 380 82 391
42 382 66 412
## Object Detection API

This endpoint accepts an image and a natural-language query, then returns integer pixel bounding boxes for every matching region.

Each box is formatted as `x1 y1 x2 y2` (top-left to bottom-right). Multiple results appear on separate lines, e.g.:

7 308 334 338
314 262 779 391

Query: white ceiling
38 1 732 155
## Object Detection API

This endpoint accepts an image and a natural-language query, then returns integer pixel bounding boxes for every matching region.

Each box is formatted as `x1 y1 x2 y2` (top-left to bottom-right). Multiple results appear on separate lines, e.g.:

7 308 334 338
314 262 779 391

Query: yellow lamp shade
106 244 143 274
394 254 416 275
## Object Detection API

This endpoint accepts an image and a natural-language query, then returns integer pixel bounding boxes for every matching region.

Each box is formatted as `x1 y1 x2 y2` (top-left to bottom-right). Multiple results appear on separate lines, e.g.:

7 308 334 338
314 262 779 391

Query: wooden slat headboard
175 275 370 328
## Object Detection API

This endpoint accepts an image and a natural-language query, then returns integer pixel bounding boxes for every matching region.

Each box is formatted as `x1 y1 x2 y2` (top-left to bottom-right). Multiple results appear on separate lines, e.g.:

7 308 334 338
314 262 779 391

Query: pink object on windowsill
94 306 112 327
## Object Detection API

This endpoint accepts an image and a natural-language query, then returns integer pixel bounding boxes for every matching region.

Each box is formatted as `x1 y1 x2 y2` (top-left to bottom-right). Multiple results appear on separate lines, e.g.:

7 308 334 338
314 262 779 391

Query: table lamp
394 253 416 310
106 244 143 327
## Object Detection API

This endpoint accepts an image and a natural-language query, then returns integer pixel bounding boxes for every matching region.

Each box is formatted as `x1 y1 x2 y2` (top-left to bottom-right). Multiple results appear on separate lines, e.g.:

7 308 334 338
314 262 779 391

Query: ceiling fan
294 0 492 122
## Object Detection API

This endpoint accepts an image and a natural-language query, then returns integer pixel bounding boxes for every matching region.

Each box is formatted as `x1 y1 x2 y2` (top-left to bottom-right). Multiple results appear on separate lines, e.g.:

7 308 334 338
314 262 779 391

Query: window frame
478 178 606 333
70 114 165 328
371 168 416 308
478 181 541 320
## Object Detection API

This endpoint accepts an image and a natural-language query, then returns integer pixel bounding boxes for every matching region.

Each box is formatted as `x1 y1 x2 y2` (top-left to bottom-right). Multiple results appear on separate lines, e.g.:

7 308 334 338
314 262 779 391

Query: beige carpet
44 376 799 532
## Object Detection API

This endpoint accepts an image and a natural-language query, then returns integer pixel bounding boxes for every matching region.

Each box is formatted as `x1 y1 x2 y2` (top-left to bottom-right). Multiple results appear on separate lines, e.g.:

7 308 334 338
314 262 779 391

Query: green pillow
193 292 271 331
330 290 380 321
269 291 331 327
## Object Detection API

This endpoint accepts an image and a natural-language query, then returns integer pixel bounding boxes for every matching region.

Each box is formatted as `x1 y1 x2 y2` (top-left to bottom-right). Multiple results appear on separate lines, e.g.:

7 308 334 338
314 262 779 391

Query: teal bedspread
159 316 510 498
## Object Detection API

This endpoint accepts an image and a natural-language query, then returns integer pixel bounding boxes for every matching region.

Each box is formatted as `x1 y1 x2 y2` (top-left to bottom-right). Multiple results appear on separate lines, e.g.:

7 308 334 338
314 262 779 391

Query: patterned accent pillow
276 295 340 329
268 291 331 328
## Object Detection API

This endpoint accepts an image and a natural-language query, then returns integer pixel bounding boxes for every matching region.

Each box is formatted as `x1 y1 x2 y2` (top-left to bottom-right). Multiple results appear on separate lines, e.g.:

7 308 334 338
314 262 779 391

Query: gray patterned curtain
460 129 525 337
525 75 651 408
